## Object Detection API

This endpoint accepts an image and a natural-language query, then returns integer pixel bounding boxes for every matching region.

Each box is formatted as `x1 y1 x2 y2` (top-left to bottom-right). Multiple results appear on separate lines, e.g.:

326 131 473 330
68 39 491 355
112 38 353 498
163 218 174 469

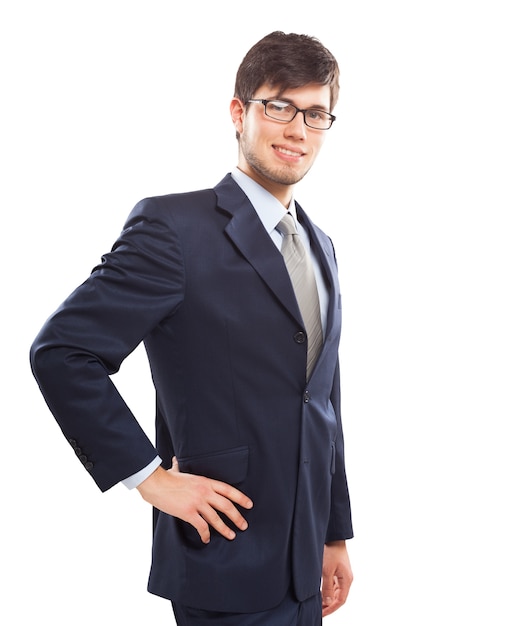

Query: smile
274 146 304 158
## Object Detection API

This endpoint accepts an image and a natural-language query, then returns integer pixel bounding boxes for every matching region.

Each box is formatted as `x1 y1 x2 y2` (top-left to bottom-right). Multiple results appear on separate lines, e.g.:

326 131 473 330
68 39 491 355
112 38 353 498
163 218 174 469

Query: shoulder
128 188 217 226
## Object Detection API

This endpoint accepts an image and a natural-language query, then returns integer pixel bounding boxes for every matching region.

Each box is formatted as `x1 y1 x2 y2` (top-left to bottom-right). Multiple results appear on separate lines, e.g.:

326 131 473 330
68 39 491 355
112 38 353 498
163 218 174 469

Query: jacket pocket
177 445 249 486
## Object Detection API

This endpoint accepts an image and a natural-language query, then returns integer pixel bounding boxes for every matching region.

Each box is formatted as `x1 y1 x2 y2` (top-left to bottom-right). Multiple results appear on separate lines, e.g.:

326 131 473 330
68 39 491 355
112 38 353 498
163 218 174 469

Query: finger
334 573 352 607
188 512 211 544
208 492 250 532
183 480 249 541
199 504 238 541
171 456 179 472
322 574 350 616
322 569 346 615
211 480 254 510
321 577 338 616
322 597 340 617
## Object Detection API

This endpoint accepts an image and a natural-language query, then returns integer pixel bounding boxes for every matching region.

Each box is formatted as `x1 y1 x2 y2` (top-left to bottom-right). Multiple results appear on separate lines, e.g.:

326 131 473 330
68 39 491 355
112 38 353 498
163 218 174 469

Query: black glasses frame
248 99 335 130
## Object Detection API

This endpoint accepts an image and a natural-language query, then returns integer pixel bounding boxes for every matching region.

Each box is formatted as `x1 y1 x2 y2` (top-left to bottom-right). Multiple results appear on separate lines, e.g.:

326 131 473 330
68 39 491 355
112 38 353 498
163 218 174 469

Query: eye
267 101 292 113
306 109 325 121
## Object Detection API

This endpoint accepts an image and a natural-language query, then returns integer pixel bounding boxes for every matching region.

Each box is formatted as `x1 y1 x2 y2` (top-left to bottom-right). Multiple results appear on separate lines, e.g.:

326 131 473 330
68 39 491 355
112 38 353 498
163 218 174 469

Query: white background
1 1 504 624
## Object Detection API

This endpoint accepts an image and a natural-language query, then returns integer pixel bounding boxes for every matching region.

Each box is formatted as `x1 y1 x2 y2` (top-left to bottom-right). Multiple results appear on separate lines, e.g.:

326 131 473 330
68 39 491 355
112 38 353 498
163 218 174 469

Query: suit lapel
214 174 341 354
214 174 303 326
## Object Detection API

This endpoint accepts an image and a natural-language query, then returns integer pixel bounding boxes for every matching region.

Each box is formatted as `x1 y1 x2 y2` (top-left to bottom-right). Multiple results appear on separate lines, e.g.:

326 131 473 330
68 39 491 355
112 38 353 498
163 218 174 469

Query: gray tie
277 213 323 379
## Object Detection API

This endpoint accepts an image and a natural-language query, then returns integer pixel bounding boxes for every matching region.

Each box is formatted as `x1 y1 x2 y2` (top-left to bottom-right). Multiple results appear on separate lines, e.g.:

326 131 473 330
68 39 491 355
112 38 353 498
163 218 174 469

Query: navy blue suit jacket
30 174 353 612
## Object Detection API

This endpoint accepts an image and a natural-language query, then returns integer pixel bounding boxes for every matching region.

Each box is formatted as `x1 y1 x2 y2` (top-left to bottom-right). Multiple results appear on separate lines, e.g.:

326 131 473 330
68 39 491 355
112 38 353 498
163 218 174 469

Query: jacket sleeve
326 354 354 541
29 198 185 491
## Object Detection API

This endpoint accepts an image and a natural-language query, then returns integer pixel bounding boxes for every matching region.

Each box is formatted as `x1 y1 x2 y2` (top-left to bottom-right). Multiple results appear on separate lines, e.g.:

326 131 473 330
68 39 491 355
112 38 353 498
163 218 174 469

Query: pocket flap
178 445 249 485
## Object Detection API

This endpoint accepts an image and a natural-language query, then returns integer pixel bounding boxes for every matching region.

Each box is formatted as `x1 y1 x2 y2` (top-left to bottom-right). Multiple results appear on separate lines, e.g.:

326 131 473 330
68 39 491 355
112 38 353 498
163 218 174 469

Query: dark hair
234 31 340 111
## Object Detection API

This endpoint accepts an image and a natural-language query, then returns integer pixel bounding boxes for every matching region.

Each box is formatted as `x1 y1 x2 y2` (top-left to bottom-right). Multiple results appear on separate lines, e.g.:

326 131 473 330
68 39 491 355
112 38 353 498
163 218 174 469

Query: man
30 31 353 625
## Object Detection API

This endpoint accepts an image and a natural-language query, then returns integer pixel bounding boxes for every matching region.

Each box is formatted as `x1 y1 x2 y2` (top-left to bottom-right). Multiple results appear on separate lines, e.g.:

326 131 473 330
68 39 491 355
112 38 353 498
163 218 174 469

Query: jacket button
84 462 94 471
294 331 306 344
303 390 311 403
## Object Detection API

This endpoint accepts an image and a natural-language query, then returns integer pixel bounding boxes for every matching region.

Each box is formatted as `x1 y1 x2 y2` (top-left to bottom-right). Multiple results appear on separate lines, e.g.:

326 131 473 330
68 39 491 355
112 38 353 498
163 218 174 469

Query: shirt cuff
122 456 162 490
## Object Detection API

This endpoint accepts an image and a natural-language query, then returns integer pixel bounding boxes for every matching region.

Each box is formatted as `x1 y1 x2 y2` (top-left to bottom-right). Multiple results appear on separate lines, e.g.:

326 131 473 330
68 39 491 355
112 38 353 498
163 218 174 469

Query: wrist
137 465 164 498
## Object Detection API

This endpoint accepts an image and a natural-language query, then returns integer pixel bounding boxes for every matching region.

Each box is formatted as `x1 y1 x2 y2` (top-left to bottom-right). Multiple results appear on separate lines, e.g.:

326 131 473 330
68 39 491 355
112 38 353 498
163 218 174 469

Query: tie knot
276 213 298 237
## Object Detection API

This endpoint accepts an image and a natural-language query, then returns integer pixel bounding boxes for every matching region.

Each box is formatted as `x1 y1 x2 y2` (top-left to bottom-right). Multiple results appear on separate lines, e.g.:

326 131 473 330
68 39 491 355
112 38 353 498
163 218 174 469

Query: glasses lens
265 101 295 121
305 109 332 129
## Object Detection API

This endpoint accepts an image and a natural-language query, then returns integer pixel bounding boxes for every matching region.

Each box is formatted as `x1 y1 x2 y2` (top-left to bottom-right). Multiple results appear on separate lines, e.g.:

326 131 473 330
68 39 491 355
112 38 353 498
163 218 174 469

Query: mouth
273 145 305 158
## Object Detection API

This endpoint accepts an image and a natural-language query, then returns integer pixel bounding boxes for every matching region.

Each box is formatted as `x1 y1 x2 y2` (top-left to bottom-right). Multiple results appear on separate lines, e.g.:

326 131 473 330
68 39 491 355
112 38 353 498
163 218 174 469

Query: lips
274 145 305 158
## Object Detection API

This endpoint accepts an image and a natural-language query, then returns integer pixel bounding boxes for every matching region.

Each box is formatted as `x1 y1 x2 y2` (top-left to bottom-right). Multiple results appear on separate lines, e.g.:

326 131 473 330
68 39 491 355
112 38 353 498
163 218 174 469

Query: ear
230 98 246 134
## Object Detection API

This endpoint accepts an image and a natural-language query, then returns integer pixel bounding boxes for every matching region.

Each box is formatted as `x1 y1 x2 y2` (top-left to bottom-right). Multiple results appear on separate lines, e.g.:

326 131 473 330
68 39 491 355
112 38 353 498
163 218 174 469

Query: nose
284 110 307 139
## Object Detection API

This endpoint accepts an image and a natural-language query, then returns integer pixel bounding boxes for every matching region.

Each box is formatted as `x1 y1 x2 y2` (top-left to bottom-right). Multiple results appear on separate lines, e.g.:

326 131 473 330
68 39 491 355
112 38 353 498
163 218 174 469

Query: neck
236 165 293 208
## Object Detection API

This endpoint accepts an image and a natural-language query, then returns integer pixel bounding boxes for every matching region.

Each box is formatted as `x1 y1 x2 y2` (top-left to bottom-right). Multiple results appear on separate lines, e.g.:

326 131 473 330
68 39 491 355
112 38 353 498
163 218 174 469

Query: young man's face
230 83 332 206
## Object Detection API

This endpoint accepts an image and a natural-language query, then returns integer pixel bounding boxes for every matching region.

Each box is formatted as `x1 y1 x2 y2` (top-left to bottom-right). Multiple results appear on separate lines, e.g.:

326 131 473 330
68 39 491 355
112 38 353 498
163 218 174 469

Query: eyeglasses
248 99 335 130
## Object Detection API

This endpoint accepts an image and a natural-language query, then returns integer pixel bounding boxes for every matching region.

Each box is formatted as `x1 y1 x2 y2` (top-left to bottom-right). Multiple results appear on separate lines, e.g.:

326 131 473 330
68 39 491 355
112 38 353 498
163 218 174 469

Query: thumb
171 456 179 472
321 574 337 606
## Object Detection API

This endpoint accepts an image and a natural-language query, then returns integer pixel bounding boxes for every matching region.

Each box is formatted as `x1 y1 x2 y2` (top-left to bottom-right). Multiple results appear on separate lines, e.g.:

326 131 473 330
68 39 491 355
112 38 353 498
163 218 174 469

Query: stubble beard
241 140 311 187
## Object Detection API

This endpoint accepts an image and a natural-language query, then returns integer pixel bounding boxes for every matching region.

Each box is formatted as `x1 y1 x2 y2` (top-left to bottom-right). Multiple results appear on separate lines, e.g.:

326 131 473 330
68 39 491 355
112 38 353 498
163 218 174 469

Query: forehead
254 82 332 110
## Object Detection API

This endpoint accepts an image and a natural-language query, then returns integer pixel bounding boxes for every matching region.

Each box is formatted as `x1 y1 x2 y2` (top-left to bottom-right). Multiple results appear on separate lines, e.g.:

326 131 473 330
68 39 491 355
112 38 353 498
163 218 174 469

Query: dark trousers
171 589 322 626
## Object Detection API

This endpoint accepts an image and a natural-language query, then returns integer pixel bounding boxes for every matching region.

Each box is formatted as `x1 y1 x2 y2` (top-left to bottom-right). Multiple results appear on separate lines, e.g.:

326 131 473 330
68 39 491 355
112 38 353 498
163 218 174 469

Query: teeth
276 147 301 157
